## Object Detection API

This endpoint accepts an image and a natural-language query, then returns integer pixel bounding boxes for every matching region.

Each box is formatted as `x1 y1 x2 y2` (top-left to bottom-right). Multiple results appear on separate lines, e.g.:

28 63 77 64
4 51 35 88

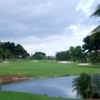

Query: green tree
56 46 84 62
33 52 46 60
72 73 100 99
46 56 56 60
69 46 84 62
56 51 70 61
88 51 100 63
0 42 3 60
83 35 100 52
0 41 29 60
82 35 100 63
14 44 29 59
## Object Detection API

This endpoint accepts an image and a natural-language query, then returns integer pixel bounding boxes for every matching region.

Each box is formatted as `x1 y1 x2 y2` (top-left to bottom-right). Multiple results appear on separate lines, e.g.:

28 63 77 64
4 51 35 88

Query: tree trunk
90 92 92 99
85 92 89 99
86 93 89 99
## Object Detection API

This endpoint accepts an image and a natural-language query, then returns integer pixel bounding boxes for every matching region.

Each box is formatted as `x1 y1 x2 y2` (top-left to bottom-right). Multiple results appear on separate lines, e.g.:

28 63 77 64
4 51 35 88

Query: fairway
0 60 100 77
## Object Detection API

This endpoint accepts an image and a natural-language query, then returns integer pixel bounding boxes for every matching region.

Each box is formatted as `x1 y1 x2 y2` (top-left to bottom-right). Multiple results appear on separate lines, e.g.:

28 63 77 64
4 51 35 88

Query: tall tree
56 51 70 61
82 35 100 52
69 46 84 62
0 42 3 60
0 41 29 60
82 35 100 63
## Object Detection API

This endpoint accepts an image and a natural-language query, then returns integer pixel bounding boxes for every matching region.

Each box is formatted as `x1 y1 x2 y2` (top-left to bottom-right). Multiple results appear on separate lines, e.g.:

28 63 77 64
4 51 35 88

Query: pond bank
0 75 29 85
29 73 100 79
0 74 100 84
29 74 74 79
0 74 74 84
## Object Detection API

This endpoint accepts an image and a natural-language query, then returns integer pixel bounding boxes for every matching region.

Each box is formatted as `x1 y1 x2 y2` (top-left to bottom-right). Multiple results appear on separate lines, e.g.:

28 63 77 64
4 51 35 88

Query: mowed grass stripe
0 60 100 77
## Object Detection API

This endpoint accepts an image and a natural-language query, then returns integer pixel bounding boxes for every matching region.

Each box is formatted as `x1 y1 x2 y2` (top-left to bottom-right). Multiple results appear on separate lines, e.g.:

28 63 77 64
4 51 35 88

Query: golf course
1 0 100 99
0 60 100 100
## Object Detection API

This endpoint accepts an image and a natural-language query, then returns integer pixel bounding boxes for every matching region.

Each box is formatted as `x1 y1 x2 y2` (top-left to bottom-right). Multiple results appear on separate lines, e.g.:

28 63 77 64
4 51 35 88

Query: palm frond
90 4 100 17
90 25 100 41
90 25 100 33
90 32 100 41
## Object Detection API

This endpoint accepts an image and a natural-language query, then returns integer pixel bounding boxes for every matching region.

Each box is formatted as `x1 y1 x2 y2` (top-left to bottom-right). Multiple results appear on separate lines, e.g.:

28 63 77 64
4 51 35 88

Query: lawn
0 60 100 77
0 91 84 100
0 60 99 100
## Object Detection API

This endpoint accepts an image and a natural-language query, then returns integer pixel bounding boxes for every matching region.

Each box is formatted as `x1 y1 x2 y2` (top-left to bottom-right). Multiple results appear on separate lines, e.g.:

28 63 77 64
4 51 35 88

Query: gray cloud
0 0 100 55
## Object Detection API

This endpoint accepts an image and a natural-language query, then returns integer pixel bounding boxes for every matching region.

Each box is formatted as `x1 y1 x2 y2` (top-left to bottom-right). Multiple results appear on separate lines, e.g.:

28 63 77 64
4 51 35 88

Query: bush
89 51 100 63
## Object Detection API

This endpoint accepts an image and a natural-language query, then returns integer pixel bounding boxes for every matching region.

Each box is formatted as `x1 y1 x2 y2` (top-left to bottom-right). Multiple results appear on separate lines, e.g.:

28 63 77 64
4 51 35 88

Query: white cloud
76 0 95 16
67 25 79 32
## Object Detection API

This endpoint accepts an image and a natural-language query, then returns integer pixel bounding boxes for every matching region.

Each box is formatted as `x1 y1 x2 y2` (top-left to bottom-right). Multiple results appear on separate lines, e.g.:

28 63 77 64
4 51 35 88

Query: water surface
1 76 79 98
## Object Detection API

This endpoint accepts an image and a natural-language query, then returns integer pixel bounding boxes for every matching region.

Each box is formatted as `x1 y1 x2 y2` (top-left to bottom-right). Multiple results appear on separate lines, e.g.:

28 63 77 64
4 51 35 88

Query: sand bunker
3 61 9 63
58 61 73 63
78 63 90 65
32 60 38 62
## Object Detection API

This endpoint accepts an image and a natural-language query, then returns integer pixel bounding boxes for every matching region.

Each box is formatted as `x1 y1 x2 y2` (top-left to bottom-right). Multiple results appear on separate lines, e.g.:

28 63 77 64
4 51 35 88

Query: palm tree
88 75 100 99
72 73 100 99
0 43 12 60
90 4 100 41
4 49 12 61
0 43 3 60
72 73 90 98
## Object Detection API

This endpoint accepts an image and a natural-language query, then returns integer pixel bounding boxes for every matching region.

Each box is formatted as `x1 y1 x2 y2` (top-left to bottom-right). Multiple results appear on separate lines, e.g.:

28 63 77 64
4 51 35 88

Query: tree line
32 52 56 60
56 46 85 62
31 33 100 63
0 41 29 60
56 34 100 63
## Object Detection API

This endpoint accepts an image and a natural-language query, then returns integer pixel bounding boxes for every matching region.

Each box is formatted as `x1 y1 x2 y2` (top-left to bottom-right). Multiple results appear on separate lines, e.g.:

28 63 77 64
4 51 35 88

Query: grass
0 91 84 100
0 60 99 100
0 60 100 77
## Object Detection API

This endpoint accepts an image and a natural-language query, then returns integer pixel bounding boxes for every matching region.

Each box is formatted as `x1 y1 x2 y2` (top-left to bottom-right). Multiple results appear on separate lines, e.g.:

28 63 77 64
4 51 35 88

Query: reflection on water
1 76 79 98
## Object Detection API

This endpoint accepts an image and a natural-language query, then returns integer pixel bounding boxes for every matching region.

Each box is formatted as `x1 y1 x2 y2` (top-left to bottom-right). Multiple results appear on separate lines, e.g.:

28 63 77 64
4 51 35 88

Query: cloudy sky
0 0 99 56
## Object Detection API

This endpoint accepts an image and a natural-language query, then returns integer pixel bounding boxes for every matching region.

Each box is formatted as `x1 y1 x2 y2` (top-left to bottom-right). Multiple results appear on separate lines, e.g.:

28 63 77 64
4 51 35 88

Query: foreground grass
0 91 83 100
0 60 100 77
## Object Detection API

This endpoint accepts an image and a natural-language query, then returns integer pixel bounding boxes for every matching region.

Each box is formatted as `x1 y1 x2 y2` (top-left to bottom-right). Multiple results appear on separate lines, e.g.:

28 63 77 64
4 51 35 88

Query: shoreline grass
0 91 85 100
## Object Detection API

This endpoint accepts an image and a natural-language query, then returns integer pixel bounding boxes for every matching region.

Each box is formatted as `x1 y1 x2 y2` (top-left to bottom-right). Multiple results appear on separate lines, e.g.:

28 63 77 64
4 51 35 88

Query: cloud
0 0 100 56
76 0 95 16
0 0 80 38
1 22 95 56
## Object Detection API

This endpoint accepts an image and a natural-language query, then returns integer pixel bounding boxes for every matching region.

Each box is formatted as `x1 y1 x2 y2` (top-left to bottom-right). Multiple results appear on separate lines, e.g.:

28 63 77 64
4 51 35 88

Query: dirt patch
0 75 29 85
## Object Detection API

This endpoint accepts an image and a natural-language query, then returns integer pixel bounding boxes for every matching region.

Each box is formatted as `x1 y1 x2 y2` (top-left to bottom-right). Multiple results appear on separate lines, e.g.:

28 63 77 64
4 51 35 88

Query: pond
1 76 80 99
